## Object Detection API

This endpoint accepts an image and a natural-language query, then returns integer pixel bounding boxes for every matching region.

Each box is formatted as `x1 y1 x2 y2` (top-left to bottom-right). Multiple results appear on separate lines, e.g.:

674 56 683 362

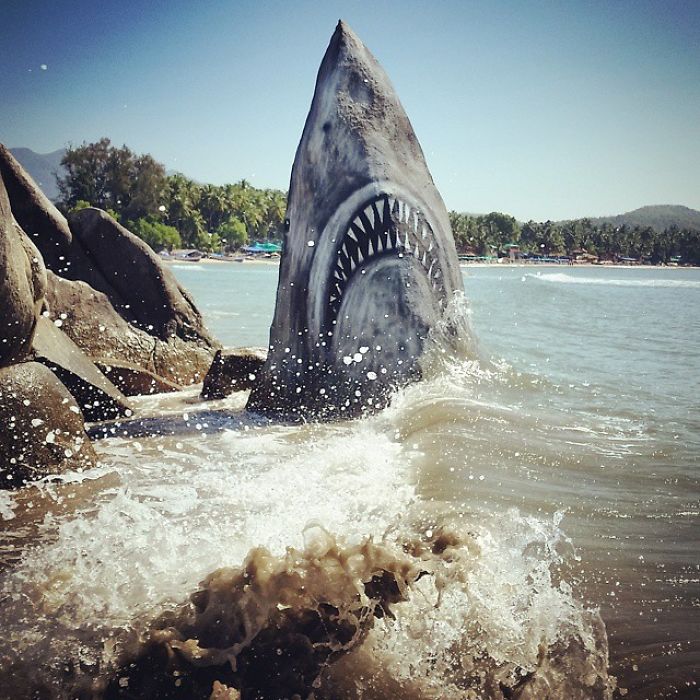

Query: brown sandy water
0 266 698 698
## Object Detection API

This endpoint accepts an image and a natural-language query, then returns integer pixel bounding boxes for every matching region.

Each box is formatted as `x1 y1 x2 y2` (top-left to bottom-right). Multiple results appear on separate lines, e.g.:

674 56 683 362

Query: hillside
586 205 700 232
8 147 66 201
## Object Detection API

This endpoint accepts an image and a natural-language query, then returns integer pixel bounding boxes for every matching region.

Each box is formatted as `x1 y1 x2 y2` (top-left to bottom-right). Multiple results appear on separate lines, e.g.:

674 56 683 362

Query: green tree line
58 138 287 253
449 211 700 264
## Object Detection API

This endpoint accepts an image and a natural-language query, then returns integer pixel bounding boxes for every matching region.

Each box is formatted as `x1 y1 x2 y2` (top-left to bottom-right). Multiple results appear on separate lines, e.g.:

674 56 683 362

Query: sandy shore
163 257 695 270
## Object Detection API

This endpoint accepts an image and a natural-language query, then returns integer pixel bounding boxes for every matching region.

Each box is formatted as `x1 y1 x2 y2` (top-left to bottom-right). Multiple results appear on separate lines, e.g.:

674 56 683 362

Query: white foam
526 272 700 289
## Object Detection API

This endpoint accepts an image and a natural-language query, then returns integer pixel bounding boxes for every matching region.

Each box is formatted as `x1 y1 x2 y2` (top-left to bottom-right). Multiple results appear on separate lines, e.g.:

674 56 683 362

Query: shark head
247 21 463 419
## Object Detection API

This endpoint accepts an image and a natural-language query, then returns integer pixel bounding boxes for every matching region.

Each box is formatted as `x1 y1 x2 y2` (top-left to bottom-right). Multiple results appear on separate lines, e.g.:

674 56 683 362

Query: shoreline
162 257 698 270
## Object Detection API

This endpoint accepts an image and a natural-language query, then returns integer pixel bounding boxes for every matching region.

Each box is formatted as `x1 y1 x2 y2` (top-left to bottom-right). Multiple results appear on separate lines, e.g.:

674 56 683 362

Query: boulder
201 348 268 399
44 271 214 387
32 316 132 421
68 207 215 344
0 143 219 391
0 173 46 366
0 362 97 489
0 144 74 272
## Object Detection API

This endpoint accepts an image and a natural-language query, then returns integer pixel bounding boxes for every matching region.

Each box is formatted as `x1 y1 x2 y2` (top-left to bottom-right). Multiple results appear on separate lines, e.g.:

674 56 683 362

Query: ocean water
0 263 697 699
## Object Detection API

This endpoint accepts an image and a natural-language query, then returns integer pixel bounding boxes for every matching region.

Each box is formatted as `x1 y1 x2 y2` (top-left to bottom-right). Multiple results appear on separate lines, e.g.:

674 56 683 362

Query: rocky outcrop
31 316 132 421
0 362 97 488
0 143 219 391
0 144 73 273
0 174 46 366
68 208 214 344
44 270 214 388
201 348 268 399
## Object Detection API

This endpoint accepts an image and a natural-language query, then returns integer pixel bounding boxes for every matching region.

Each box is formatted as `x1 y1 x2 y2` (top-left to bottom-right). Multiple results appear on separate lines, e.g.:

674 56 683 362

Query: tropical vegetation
449 211 700 265
56 138 699 264
57 138 287 252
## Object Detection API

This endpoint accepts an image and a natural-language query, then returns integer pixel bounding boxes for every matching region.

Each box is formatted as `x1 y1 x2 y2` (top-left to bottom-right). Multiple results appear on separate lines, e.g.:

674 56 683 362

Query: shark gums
247 21 463 420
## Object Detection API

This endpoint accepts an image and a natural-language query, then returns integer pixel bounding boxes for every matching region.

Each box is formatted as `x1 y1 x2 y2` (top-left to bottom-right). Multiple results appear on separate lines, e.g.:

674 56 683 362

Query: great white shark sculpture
247 21 463 419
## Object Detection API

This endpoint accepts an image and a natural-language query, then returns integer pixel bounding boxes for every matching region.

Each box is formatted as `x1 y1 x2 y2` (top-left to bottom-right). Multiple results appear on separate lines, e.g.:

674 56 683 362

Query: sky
1 0 699 221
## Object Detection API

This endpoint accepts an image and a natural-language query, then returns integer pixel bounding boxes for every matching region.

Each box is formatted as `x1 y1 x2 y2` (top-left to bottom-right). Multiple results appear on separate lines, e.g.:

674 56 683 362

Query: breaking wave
0 295 615 699
525 272 700 289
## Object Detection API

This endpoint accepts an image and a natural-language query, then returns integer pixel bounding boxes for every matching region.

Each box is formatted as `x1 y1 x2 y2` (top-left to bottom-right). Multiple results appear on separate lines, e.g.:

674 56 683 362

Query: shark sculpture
247 21 463 419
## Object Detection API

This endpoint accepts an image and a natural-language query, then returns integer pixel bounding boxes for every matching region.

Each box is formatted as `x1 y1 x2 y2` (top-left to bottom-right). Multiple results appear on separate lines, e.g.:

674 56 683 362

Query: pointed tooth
422 251 427 266
391 197 400 220
398 200 404 222
413 212 418 232
357 212 373 258
372 201 383 229
347 227 358 243
428 240 434 252
404 203 411 224
428 260 435 277
403 231 410 250
414 243 420 258
421 226 427 240
367 235 375 256
388 225 398 249
364 205 375 231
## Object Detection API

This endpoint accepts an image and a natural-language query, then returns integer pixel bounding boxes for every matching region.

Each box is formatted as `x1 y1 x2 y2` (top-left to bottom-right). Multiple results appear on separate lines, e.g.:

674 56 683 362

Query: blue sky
2 0 698 220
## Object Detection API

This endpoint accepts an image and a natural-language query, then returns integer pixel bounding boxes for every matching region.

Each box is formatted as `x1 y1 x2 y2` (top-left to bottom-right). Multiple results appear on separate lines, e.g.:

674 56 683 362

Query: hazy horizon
2 0 699 221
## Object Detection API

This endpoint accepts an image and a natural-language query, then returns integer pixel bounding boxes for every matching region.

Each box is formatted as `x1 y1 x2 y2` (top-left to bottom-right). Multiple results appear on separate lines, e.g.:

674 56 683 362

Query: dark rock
32 316 132 421
0 173 46 366
0 362 97 488
68 207 216 345
0 144 219 390
45 271 214 387
201 348 267 399
0 144 74 271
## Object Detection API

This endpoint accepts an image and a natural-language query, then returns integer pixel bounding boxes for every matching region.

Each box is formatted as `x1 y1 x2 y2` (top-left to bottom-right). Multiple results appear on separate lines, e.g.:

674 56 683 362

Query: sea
0 263 697 699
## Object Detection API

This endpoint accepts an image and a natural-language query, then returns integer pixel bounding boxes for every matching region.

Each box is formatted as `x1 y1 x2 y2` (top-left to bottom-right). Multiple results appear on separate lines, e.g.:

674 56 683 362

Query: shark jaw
246 21 464 420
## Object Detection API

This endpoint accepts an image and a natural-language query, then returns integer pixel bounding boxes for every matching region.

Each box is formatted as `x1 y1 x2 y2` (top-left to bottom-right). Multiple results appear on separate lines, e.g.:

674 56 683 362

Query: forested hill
9 147 66 201
585 205 700 232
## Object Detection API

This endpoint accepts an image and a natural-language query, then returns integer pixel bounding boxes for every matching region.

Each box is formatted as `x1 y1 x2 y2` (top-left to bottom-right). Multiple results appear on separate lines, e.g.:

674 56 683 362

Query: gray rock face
0 144 73 272
44 271 214 388
0 174 46 367
201 347 268 399
68 207 214 344
31 316 132 421
0 362 97 488
247 21 463 419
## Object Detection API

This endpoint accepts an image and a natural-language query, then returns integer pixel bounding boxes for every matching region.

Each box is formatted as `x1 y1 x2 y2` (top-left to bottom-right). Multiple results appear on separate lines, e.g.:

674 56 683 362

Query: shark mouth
325 193 447 333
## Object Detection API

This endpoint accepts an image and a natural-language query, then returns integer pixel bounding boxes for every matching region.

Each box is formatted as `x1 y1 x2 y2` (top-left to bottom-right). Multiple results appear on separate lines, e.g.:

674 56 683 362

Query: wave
171 264 206 271
1 517 614 699
525 272 700 288
0 297 617 699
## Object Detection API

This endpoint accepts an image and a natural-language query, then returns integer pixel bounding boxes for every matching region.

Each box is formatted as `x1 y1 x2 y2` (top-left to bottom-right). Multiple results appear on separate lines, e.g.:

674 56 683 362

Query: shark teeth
329 193 446 320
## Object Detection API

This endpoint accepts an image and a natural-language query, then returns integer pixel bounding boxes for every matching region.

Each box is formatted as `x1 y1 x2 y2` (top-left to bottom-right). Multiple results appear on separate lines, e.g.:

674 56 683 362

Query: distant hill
585 205 700 232
8 147 66 201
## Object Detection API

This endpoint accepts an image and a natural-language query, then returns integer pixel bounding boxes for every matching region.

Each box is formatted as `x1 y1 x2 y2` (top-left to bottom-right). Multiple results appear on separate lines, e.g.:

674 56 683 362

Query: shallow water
0 264 697 699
